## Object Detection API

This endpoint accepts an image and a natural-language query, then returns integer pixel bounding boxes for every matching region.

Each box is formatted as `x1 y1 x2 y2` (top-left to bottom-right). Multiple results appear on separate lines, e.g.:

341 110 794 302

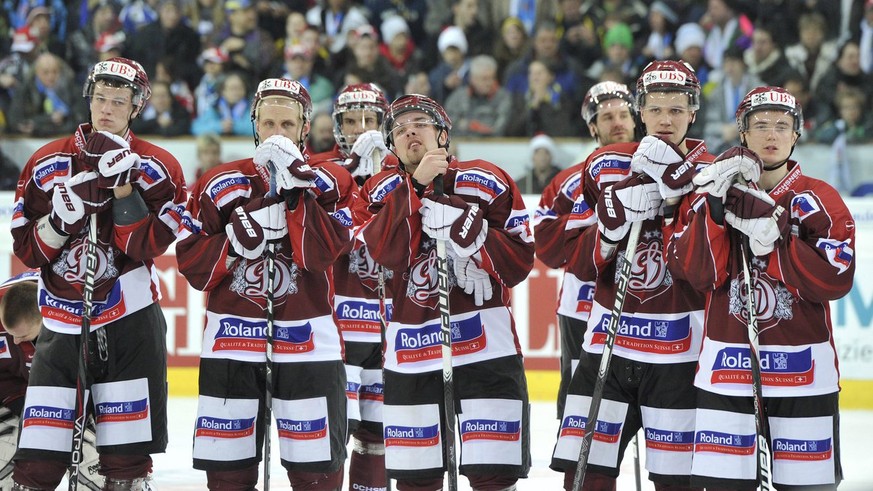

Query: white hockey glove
81 131 141 189
596 174 662 243
420 195 488 258
693 146 763 198
346 130 388 178
724 183 790 256
630 135 694 199
453 256 493 306
254 134 316 195
225 197 288 259
49 171 111 236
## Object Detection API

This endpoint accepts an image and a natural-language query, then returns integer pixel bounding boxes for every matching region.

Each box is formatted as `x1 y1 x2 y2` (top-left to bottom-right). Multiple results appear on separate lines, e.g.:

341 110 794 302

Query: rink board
1 194 872 408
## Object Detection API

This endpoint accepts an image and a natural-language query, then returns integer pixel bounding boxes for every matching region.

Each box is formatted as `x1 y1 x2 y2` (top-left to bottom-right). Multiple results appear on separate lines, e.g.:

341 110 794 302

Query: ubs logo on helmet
94 61 136 82
643 70 687 87
258 78 301 95
751 91 795 109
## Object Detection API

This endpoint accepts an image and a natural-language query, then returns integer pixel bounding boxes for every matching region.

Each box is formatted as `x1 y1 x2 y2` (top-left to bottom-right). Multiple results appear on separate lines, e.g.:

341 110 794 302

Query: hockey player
668 86 854 489
176 78 356 490
0 272 102 490
533 80 636 418
10 57 185 490
550 60 714 490
309 82 395 491
354 94 534 491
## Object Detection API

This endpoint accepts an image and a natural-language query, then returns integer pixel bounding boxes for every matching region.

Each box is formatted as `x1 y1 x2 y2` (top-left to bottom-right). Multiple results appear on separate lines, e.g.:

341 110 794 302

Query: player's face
339 108 380 145
5 319 40 345
389 110 443 165
256 99 309 145
640 92 695 146
89 82 136 136
741 110 799 166
591 99 635 145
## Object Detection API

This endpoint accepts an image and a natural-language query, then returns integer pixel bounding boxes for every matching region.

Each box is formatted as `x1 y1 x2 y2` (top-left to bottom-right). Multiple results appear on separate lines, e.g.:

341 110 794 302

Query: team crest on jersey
33 156 71 191
622 230 673 303
94 398 149 423
371 174 403 203
772 438 832 461
460 419 521 442
790 193 820 221
137 159 166 190
276 417 327 440
588 155 630 182
453 169 506 203
694 431 755 455
195 416 256 438
816 238 853 274
729 262 794 330
52 234 117 285
384 424 440 447
230 255 299 306
208 173 251 208
348 246 393 291
591 314 691 354
22 405 74 429
710 346 814 387
273 323 316 353
406 248 440 307
559 415 621 443
645 428 694 452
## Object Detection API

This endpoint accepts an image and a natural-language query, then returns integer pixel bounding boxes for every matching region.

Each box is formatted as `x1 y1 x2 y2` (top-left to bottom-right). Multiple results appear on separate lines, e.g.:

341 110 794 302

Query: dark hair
0 282 40 330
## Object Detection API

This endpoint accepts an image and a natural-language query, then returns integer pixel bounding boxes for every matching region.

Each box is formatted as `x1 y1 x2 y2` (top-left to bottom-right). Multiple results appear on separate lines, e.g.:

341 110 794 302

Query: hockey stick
571 220 643 491
263 164 281 490
432 175 458 491
69 214 98 491
739 241 773 491
632 432 642 491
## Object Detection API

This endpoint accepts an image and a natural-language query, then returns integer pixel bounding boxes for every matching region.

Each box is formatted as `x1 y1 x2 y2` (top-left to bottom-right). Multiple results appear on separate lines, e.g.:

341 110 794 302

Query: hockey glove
81 131 141 189
630 135 694 199
453 256 493 306
693 146 763 198
420 195 488 257
225 197 288 260
596 174 662 243
49 171 111 236
345 129 388 178
724 183 789 256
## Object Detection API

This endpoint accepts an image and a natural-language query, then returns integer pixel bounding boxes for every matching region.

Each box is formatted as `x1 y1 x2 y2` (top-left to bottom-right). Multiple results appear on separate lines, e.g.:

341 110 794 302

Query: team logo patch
394 314 487 364
195 416 256 438
643 70 687 87
336 300 381 334
384 424 440 447
137 160 166 189
331 207 353 228
371 174 403 203
576 284 594 314
208 174 251 208
591 314 692 354
95 398 149 423
11 199 25 227
313 170 335 195
0 338 8 359
559 415 621 443
567 199 596 230
505 210 532 242
560 173 583 200
460 419 521 442
710 347 814 387
453 170 506 202
533 206 556 225
694 430 756 455
751 90 796 109
790 193 820 221
816 238 853 275
273 323 316 354
645 428 694 452
23 405 74 429
212 317 267 352
346 381 361 400
360 383 384 401
772 437 832 461
33 157 71 190
277 417 328 440
588 155 630 181
40 282 126 326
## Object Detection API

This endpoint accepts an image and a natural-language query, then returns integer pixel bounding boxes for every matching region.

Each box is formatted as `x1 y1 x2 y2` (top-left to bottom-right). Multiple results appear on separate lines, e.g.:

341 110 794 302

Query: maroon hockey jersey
0 272 38 415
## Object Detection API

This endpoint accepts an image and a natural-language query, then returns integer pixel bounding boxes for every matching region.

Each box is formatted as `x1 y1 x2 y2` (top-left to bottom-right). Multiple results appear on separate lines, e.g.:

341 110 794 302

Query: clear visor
744 110 796 134
388 116 439 140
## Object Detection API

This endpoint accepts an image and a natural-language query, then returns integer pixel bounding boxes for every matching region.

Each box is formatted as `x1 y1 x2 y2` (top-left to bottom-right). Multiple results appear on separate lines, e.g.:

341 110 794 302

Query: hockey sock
467 475 519 490
205 466 258 490
395 478 443 490
349 442 387 490
653 485 703 491
12 459 68 489
562 469 617 491
287 468 343 490
99 454 152 480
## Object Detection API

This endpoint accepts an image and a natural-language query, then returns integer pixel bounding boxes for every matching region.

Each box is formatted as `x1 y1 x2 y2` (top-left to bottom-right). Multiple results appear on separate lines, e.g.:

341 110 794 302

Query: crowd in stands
2 0 873 151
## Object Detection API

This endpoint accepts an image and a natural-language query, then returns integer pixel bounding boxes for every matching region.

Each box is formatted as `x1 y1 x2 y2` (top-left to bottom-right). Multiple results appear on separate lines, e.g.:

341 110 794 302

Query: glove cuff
450 223 487 258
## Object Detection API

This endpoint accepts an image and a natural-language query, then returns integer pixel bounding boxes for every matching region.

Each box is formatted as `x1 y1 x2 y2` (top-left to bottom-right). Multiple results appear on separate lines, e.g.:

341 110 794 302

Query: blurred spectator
744 23 799 87
440 0 494 60
8 52 78 136
7 1 67 48
194 47 228 116
504 21 588 101
379 15 424 81
130 79 192 136
814 87 873 144
424 0 489 41
783 73 819 138
305 0 369 55
254 0 297 40
155 56 195 114
641 0 678 61
675 22 711 84
307 110 335 154
0 145 19 190
555 0 600 68
184 0 226 45
119 0 159 34
703 45 761 153
859 1 873 74
364 0 428 46
701 0 752 72
444 55 512 137
428 26 470 103
191 70 251 136
0 27 39 123
486 0 556 36
404 70 432 96
65 1 122 82
516 133 563 195
193 133 222 181
340 25 402 100
126 0 201 89
94 30 127 63
274 11 308 60
507 59 581 137
785 12 838 92
493 17 529 83
279 44 335 113
814 40 873 124
211 0 275 84
585 22 641 84
581 0 647 38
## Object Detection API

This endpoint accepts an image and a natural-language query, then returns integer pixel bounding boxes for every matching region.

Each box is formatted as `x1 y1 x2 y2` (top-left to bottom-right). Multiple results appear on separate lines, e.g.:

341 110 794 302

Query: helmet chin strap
740 134 796 171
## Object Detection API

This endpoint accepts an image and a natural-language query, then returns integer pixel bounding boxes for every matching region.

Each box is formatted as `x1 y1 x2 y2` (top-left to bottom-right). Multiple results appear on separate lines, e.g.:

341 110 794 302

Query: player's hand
346 130 388 178
225 196 287 259
420 194 487 257
724 183 789 256
693 146 763 198
453 256 493 306
49 172 111 236
596 174 662 243
630 135 693 199
411 148 449 186
80 131 141 189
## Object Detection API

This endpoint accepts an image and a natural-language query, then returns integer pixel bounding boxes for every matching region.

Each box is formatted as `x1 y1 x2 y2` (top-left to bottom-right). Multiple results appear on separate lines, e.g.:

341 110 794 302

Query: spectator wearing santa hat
338 24 402 99
379 14 424 81
0 27 40 122
428 25 471 104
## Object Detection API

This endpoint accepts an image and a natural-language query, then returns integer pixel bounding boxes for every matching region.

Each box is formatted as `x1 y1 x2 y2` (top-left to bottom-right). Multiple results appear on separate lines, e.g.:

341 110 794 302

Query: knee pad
103 474 156 491
349 437 387 489
12 459 68 490
287 468 343 491
352 437 385 456
206 466 258 491
98 454 152 481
